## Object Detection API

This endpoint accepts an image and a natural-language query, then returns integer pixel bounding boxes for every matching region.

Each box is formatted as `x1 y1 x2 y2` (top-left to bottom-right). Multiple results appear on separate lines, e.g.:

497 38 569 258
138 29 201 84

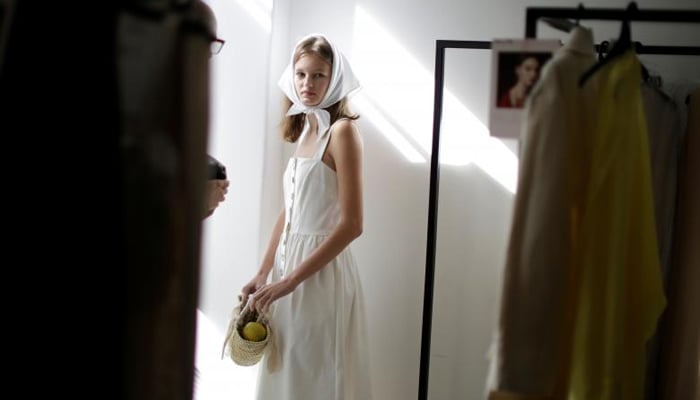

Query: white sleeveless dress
256 125 373 400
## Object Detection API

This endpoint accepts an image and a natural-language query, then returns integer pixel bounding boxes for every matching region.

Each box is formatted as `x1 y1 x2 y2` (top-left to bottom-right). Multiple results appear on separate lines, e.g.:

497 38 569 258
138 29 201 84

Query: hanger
541 3 586 33
542 17 578 33
634 42 651 82
579 1 637 87
575 3 585 26
596 40 610 61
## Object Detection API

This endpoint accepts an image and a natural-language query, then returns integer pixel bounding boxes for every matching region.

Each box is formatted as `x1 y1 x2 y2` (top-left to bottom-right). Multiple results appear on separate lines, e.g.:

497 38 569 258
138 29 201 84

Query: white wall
196 0 272 385
198 0 700 399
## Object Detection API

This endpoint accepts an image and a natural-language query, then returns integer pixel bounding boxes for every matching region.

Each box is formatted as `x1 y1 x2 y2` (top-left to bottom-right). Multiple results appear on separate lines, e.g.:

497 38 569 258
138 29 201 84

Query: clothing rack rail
525 4 700 55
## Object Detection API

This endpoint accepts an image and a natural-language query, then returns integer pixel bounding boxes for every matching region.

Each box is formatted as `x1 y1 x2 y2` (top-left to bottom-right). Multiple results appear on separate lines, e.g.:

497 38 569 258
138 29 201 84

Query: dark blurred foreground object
118 1 216 400
208 154 227 180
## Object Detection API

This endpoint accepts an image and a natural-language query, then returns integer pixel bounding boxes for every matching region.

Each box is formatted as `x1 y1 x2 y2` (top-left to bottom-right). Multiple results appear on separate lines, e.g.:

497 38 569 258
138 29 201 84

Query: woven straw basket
221 296 271 366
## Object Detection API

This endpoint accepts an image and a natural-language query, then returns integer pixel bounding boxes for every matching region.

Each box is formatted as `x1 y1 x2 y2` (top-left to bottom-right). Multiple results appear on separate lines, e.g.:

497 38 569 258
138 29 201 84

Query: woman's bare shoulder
331 118 361 138
328 118 362 160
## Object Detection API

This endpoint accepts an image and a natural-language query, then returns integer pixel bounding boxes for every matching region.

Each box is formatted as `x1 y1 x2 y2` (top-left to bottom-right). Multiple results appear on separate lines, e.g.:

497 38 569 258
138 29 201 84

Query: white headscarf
278 33 361 142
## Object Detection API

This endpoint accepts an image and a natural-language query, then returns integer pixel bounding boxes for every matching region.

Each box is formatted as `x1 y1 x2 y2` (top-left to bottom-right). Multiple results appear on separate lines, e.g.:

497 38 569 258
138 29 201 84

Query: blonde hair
281 35 358 143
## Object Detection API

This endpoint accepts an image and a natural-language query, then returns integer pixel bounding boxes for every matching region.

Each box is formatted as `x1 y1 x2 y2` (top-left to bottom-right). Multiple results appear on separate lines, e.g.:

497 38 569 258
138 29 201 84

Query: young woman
241 33 372 400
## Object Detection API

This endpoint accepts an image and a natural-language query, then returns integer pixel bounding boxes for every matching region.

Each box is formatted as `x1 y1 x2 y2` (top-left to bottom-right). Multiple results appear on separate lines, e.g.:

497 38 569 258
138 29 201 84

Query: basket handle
220 294 246 359
220 314 237 359
240 293 272 323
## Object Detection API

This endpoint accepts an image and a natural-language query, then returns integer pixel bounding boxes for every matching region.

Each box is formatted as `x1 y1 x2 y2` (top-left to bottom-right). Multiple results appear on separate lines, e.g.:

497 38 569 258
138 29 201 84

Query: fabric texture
639 79 685 400
657 87 700 400
255 124 372 400
641 82 684 284
490 27 666 399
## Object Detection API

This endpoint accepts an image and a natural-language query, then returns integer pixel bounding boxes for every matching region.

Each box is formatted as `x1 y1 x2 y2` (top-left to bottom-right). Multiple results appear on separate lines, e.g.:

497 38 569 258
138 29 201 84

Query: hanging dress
256 123 373 400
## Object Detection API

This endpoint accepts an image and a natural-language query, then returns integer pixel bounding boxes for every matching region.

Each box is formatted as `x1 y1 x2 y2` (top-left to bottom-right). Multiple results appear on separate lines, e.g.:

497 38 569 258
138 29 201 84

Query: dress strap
313 124 334 160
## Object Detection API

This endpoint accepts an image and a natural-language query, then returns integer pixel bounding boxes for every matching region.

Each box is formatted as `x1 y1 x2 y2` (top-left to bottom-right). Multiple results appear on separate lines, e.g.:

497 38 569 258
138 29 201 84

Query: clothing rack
419 5 700 400
418 38 490 400
525 3 700 54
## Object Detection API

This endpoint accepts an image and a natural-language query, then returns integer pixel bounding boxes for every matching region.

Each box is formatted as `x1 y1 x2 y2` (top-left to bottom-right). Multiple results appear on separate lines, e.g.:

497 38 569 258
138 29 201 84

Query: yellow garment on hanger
567 49 666 400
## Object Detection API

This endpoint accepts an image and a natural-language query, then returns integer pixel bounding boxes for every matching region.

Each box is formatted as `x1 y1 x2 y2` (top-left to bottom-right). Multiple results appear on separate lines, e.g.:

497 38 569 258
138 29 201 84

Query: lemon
242 321 267 342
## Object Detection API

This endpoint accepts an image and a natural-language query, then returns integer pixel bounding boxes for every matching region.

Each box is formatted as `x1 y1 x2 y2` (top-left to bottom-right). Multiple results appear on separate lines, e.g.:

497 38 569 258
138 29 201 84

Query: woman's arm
241 208 285 301
249 119 363 312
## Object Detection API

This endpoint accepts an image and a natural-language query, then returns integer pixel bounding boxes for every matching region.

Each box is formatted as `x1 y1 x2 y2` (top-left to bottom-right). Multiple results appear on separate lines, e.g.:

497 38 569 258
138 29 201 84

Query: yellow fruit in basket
242 321 267 341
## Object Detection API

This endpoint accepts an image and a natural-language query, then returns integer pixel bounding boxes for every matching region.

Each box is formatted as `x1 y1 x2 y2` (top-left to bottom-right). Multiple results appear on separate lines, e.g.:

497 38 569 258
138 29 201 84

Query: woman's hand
248 278 298 313
241 274 267 304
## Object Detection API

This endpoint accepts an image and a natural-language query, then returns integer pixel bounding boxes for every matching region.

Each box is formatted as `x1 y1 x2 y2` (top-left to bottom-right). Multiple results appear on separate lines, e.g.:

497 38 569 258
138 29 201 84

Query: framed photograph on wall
489 39 560 138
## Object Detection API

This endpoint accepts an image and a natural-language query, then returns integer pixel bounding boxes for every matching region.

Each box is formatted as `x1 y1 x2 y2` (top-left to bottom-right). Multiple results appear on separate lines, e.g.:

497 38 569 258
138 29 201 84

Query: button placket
279 158 298 276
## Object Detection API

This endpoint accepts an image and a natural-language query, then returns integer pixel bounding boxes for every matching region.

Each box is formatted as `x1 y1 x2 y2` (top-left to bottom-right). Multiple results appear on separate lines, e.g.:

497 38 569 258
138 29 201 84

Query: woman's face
294 53 332 107
516 57 540 87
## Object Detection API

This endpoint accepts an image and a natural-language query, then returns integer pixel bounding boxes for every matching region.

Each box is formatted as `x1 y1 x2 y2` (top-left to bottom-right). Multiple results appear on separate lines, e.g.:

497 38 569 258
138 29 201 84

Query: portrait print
496 52 552 109
489 39 560 138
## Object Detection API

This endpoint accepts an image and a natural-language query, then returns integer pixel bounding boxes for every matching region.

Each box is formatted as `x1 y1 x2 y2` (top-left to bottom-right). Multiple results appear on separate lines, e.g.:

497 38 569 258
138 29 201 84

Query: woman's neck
307 113 319 136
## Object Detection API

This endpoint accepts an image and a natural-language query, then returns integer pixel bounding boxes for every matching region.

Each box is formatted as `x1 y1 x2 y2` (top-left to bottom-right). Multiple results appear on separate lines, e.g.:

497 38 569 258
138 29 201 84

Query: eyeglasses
180 20 225 56
211 38 225 55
